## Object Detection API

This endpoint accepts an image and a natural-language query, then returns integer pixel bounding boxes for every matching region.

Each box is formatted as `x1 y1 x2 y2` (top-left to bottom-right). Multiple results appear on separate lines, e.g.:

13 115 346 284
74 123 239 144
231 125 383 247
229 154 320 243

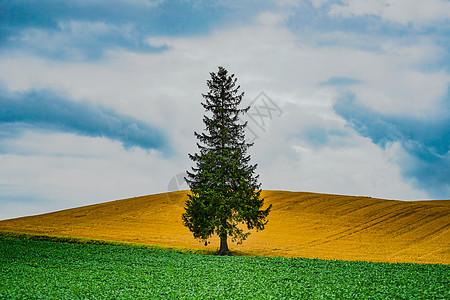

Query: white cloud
0 131 182 219
3 23 446 118
257 11 288 26
309 0 328 9
268 0 302 8
147 37 169 48
330 0 450 26
329 0 385 18
249 101 428 200
290 140 428 200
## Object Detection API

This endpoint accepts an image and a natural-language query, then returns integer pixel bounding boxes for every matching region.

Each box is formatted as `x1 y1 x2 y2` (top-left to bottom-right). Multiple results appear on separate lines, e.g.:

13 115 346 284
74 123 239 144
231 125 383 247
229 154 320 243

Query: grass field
1 235 449 299
1 190 448 264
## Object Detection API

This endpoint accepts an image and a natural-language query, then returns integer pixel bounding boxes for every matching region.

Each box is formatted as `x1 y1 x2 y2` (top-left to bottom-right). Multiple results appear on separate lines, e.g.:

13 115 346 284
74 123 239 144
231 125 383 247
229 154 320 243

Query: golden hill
0 190 449 264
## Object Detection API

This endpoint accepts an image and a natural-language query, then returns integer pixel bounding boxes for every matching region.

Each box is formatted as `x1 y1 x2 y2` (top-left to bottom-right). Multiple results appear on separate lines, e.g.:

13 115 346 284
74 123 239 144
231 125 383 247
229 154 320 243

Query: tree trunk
218 235 230 255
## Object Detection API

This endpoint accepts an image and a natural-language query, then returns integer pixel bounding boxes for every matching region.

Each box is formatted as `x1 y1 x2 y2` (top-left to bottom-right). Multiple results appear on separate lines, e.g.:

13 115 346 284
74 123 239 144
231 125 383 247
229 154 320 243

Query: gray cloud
0 87 170 154
0 0 238 61
334 92 450 199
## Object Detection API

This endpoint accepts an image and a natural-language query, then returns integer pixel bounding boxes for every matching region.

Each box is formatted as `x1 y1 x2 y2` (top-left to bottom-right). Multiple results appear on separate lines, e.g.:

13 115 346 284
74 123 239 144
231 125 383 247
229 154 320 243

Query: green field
0 235 449 299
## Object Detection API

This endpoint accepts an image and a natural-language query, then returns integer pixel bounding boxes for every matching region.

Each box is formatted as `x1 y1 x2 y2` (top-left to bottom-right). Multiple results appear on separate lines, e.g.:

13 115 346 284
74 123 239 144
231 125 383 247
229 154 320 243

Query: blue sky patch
321 77 363 86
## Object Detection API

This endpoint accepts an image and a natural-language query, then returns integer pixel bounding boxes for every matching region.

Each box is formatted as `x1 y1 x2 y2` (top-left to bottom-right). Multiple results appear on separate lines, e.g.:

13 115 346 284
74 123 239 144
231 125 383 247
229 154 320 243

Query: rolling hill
0 190 449 264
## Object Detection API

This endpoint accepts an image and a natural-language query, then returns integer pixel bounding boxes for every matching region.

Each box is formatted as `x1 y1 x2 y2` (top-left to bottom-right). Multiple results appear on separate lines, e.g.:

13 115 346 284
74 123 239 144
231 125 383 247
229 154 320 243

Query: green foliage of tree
183 66 271 255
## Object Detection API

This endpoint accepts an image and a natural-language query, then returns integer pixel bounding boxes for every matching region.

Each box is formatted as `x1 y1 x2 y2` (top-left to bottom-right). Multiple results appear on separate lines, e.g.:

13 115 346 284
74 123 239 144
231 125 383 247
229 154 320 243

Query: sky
1 0 449 220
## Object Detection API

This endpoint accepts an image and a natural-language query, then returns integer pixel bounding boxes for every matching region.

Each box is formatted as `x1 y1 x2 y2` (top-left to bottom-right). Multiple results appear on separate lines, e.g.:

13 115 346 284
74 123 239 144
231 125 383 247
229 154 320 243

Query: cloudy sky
1 0 449 220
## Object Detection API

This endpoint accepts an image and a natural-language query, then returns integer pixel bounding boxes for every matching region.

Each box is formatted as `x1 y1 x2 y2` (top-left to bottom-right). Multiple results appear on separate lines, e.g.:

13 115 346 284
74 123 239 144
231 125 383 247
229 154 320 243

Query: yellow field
1 190 449 264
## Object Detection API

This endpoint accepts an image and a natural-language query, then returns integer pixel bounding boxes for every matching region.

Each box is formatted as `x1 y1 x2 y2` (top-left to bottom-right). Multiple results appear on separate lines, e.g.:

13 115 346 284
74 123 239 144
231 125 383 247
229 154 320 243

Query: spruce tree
183 66 271 255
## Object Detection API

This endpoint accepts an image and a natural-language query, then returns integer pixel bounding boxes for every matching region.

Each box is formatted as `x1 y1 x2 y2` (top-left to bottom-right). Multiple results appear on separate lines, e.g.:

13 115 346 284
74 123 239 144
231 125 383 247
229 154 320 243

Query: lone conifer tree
183 66 271 255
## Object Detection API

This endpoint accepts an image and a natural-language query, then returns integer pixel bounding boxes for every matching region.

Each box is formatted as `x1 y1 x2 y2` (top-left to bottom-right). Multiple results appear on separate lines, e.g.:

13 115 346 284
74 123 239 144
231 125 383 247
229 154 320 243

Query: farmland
0 190 449 264
1 235 449 299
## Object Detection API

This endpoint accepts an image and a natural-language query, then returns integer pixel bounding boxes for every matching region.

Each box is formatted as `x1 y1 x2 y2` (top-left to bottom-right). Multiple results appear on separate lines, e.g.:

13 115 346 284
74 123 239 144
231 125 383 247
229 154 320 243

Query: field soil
0 190 449 264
